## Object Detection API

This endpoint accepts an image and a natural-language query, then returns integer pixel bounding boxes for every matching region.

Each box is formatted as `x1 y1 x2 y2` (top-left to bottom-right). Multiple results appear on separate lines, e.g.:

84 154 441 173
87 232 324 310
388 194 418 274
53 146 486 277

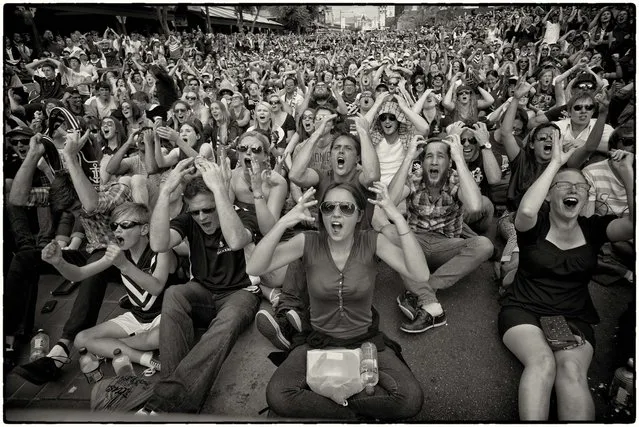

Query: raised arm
61 131 100 213
472 122 502 184
288 114 335 188
395 93 429 136
446 134 482 214
515 129 577 231
353 115 381 187
605 151 634 241
501 80 531 161
566 89 610 168
476 85 495 110
8 134 46 206
388 135 422 206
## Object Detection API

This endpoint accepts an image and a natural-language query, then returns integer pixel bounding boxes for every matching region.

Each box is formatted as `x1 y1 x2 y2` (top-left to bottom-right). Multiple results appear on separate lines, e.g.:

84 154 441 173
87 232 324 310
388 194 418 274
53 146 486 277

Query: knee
555 358 588 388
470 236 494 260
393 380 424 420
265 376 291 417
74 330 90 349
527 352 557 382
162 286 183 311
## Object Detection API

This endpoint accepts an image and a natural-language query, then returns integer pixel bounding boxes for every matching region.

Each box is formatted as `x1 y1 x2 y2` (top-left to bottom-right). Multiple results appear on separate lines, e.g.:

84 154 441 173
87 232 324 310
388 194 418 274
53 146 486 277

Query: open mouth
563 196 579 208
543 143 552 154
115 236 125 246
244 157 253 170
428 168 440 179
463 147 473 154
336 156 345 168
330 221 343 234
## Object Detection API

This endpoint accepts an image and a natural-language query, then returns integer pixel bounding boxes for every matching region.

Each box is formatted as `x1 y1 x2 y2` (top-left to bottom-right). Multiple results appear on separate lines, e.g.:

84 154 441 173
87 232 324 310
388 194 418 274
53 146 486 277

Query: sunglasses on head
188 207 215 217
319 201 357 217
110 221 143 231
379 113 397 122
573 104 594 112
236 145 264 154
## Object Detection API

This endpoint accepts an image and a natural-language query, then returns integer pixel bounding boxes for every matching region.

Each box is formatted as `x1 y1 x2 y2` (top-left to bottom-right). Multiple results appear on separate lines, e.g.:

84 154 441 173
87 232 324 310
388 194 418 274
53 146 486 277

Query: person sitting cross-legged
40 202 178 373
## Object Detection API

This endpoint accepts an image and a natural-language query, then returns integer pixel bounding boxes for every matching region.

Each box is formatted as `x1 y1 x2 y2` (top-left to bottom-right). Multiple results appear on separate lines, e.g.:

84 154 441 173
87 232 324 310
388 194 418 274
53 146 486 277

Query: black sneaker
400 308 447 334
396 291 419 321
255 310 292 350
14 356 65 385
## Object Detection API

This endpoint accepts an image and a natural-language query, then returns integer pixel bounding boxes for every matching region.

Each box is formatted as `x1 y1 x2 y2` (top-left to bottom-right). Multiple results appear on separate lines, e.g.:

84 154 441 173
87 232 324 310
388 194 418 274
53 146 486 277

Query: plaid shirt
80 183 132 254
406 170 464 238
21 187 51 207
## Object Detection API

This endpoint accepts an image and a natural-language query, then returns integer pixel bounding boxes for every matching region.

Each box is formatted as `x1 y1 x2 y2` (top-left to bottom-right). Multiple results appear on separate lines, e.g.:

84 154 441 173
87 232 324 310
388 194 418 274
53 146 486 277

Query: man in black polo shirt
25 59 65 102
141 157 260 414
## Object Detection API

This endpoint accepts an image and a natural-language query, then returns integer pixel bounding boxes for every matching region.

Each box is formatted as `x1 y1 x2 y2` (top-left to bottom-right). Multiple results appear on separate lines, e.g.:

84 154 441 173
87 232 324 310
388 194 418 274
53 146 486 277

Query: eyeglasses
188 208 215 217
90 129 99 134
110 221 144 231
236 145 264 154
461 137 477 145
319 201 357 217
550 181 590 193
535 135 553 143
573 104 595 112
185 96 197 101
415 81 425 86
10 138 30 146
576 83 594 90
388 81 399 86
174 108 187 113
379 113 397 122
458 90 471 96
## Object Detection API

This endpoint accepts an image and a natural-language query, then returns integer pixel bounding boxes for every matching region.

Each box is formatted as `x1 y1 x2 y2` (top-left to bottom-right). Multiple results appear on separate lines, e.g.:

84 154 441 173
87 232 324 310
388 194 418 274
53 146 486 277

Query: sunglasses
458 90 471 96
461 137 477 145
185 96 197 101
269 100 280 105
576 83 594 90
379 113 397 122
319 201 357 217
573 104 595 112
10 138 30 146
550 181 590 193
110 221 144 231
615 137 635 147
236 145 264 154
388 81 399 86
415 81 425 86
188 208 215 217
174 108 187 113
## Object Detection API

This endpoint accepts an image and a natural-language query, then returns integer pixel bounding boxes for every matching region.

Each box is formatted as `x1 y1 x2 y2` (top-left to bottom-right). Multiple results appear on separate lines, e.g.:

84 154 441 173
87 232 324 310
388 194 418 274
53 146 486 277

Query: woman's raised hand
550 129 578 166
278 187 317 229
368 181 401 220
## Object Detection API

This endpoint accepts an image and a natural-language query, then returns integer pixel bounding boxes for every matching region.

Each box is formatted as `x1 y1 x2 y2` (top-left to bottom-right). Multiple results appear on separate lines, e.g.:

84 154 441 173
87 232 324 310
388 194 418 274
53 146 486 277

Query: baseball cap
6 126 35 139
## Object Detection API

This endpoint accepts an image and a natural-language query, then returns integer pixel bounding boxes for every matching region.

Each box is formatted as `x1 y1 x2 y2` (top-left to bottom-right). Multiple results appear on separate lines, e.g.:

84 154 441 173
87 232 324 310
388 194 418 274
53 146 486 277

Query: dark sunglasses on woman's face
110 221 143 231
573 104 594 112
186 96 197 101
269 100 280 105
10 138 30 146
415 81 425 86
458 90 471 96
237 145 264 154
319 201 357 216
379 113 397 122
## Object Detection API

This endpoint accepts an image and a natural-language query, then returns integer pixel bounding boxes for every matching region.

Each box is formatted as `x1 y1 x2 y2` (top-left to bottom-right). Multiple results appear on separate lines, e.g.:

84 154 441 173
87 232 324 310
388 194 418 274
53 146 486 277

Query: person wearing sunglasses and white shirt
552 92 614 156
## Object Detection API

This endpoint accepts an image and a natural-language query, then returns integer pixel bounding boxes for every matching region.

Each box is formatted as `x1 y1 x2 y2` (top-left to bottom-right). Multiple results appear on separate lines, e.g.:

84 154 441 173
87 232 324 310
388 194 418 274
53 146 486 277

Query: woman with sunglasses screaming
498 129 634 421
247 182 427 420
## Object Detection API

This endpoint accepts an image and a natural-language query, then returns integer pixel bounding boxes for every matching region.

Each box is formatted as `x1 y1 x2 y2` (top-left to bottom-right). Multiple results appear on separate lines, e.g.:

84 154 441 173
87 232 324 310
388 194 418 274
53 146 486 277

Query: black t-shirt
507 150 547 212
33 74 65 100
169 211 256 292
280 113 296 135
501 211 615 324
466 153 490 197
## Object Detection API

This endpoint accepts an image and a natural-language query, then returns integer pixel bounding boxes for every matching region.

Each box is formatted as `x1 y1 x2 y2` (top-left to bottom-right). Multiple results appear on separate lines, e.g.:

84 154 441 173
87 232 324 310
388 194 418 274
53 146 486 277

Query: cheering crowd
3 4 635 420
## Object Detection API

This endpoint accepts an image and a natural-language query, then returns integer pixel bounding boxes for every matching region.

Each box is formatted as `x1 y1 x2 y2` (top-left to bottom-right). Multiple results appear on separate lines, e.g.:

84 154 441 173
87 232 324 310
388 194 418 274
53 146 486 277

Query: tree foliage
274 5 321 33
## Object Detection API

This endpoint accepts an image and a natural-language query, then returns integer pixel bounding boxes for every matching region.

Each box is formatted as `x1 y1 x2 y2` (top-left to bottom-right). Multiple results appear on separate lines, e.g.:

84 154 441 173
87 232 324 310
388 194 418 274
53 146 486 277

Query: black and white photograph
2 2 635 423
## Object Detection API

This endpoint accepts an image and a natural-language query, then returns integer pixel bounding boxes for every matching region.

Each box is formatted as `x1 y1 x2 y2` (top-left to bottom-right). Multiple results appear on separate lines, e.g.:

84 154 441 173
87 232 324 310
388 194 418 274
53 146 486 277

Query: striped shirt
582 160 629 217
407 170 463 238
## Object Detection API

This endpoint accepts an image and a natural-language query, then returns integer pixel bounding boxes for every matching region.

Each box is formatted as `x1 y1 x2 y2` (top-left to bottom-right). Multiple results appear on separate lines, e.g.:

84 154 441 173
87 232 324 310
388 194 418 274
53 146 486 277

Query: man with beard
299 80 348 117
280 76 304 119
386 134 494 334
62 88 86 120
341 76 360 116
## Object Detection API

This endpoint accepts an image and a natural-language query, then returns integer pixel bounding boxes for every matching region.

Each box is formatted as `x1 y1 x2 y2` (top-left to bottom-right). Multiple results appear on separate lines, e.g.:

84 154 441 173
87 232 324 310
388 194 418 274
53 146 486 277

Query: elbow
245 262 260 277
228 237 250 252
150 238 169 254
8 194 25 207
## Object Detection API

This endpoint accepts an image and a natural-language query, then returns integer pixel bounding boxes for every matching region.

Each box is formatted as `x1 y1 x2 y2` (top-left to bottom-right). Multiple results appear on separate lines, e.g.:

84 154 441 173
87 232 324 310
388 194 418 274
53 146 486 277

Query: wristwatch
481 143 492 150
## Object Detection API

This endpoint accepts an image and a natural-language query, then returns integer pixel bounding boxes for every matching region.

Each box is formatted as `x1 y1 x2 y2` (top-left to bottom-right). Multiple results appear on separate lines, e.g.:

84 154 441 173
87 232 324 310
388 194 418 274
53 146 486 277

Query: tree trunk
205 6 212 33
235 6 244 32
250 6 261 33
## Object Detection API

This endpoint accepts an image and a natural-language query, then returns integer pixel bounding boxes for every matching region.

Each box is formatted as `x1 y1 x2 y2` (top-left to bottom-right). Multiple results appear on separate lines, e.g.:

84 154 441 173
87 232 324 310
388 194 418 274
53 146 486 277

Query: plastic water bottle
78 347 103 384
112 348 135 376
360 342 379 396
608 358 634 420
29 329 50 362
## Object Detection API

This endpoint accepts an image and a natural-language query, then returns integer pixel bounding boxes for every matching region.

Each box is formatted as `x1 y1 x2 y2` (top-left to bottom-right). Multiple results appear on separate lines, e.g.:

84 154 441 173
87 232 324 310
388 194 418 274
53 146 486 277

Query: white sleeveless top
376 137 406 186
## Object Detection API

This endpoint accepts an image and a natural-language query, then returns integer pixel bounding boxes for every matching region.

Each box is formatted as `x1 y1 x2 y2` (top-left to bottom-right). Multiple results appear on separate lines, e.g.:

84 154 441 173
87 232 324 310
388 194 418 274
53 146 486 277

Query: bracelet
253 194 265 200
398 229 411 236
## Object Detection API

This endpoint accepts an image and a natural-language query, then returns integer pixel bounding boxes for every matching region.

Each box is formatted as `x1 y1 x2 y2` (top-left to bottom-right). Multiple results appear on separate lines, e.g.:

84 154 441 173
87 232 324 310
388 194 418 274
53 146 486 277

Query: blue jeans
146 281 260 413
402 231 494 306
266 344 423 420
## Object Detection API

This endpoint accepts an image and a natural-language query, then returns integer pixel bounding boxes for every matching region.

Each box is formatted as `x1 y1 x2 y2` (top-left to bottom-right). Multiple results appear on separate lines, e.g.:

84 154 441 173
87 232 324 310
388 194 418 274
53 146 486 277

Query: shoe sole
285 310 303 333
400 319 447 334
396 296 416 321
13 365 54 385
255 311 290 351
